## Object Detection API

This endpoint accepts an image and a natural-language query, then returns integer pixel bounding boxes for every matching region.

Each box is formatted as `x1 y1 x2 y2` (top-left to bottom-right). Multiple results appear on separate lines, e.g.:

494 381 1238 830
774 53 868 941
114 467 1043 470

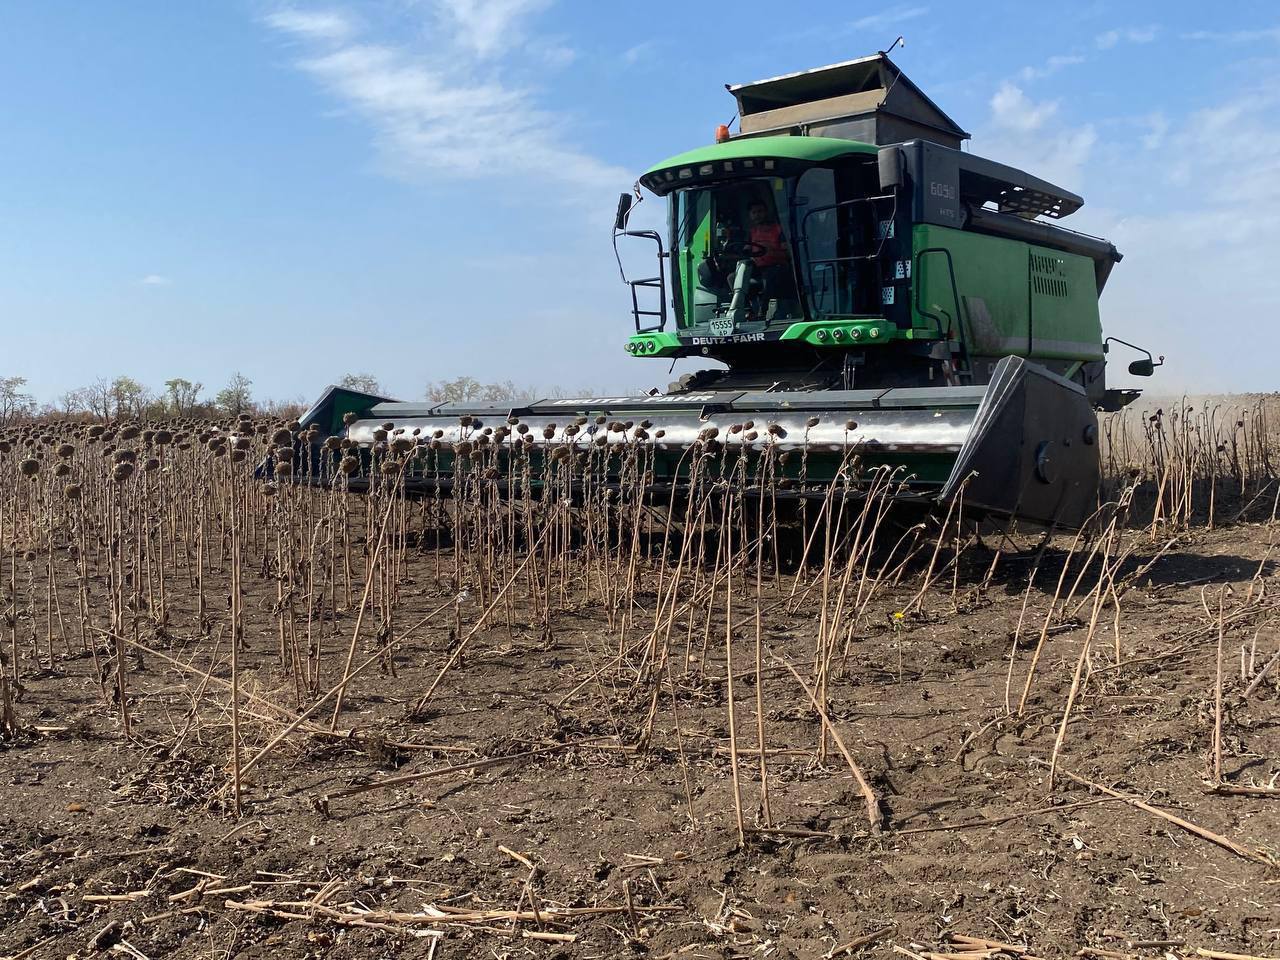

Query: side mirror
1128 358 1155 377
878 146 903 191
614 192 633 231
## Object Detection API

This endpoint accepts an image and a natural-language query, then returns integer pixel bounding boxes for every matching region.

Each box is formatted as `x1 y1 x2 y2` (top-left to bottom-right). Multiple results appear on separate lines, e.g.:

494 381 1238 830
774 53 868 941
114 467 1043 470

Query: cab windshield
670 178 803 332
666 160 890 332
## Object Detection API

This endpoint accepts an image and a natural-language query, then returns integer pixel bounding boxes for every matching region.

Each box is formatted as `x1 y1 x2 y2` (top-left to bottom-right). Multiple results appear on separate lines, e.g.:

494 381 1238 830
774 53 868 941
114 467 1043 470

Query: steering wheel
718 239 768 260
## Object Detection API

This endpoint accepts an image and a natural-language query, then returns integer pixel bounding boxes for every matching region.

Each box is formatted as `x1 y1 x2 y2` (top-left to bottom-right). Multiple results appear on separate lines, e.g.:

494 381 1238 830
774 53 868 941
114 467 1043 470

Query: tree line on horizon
0 373 287 425
0 373 614 426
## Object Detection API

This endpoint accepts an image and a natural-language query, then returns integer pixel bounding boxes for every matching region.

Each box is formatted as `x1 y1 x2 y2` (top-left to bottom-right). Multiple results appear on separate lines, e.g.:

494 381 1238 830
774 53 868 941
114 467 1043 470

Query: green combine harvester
293 54 1158 529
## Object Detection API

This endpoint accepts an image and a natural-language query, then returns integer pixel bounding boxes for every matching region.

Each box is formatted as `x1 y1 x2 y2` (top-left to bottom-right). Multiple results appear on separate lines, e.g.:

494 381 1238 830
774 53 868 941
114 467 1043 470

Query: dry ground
2 518 1278 959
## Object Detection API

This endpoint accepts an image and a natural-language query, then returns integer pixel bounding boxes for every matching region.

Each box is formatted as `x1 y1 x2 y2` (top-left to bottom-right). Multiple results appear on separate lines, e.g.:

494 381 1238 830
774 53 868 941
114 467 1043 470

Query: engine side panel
912 223 1104 365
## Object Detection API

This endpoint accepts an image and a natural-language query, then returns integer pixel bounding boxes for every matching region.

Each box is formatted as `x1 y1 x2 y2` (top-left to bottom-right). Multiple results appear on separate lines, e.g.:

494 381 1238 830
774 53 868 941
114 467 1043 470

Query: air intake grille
1030 253 1068 298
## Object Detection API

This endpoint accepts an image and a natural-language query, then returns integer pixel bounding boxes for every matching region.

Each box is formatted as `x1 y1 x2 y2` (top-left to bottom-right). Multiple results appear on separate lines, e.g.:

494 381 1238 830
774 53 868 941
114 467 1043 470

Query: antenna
878 36 906 108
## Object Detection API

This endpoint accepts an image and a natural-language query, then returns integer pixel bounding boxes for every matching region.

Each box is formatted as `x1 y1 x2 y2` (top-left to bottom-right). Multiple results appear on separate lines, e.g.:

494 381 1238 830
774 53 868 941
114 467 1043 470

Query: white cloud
1081 82 1280 390
968 71 1280 388
779 7 926 46
264 8 353 42
1095 25 1158 50
979 83 1096 191
622 40 656 67
435 0 551 59
1019 54 1086 82
526 35 575 68
1181 27 1280 44
1178 93 1280 209
139 274 171 286
267 4 625 196
990 82 1059 132
1138 111 1168 150
850 5 928 33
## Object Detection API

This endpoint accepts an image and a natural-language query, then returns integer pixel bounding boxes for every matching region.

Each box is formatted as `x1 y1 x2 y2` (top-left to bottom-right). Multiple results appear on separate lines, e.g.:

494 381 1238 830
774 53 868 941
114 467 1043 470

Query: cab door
672 189 712 329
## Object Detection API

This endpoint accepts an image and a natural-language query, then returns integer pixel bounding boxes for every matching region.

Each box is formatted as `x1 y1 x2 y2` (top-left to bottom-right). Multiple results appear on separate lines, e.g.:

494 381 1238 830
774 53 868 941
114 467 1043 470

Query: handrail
798 194 895 319
619 230 668 332
912 247 963 342
797 193 894 236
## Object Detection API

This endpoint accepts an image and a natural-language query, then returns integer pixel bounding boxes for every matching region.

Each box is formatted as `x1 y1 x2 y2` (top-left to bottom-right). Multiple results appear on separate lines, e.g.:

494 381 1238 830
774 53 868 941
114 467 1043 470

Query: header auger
285 53 1159 530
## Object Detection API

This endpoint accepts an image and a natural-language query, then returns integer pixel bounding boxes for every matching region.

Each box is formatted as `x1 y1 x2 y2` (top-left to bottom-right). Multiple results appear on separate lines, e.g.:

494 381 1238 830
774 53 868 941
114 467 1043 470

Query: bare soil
2 522 1278 959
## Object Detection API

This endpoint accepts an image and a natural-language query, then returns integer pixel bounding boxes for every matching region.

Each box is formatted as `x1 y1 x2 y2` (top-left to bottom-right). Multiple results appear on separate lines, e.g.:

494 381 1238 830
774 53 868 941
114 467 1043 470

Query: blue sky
1 1 1278 406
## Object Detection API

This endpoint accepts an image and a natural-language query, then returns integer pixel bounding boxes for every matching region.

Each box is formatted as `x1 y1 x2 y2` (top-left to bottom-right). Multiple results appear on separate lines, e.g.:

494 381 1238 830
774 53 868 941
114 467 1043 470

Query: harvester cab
292 53 1158 532
616 54 1142 406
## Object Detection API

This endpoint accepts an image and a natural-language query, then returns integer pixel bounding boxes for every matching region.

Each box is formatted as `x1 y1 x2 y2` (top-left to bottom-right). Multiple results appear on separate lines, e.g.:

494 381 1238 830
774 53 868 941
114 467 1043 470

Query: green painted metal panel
778 318 896 346
912 224 1103 363
319 388 382 435
342 444 959 491
1028 250 1104 361
686 204 712 329
625 332 682 357
913 224 1029 350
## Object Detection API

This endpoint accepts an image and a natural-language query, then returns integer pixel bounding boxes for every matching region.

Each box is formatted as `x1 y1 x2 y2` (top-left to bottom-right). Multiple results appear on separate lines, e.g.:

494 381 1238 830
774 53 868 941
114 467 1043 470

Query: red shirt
750 222 786 267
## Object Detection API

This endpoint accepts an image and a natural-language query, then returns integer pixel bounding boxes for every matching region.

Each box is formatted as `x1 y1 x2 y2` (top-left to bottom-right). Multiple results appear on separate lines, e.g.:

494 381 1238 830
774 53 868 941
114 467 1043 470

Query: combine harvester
293 54 1158 530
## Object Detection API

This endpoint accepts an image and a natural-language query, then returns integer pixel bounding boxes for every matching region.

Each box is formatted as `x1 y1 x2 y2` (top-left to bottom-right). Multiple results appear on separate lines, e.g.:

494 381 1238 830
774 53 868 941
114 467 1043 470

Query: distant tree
81 378 115 421
110 376 151 419
164 377 203 416
0 376 35 425
426 377 482 403
338 373 383 395
259 396 307 419
479 379 524 402
426 377 537 404
57 387 90 415
215 372 254 417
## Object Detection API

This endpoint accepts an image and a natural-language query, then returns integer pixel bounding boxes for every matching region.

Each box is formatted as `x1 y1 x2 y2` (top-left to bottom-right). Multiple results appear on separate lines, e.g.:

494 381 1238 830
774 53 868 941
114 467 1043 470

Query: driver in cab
747 200 788 270
697 197 791 316
747 200 793 313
